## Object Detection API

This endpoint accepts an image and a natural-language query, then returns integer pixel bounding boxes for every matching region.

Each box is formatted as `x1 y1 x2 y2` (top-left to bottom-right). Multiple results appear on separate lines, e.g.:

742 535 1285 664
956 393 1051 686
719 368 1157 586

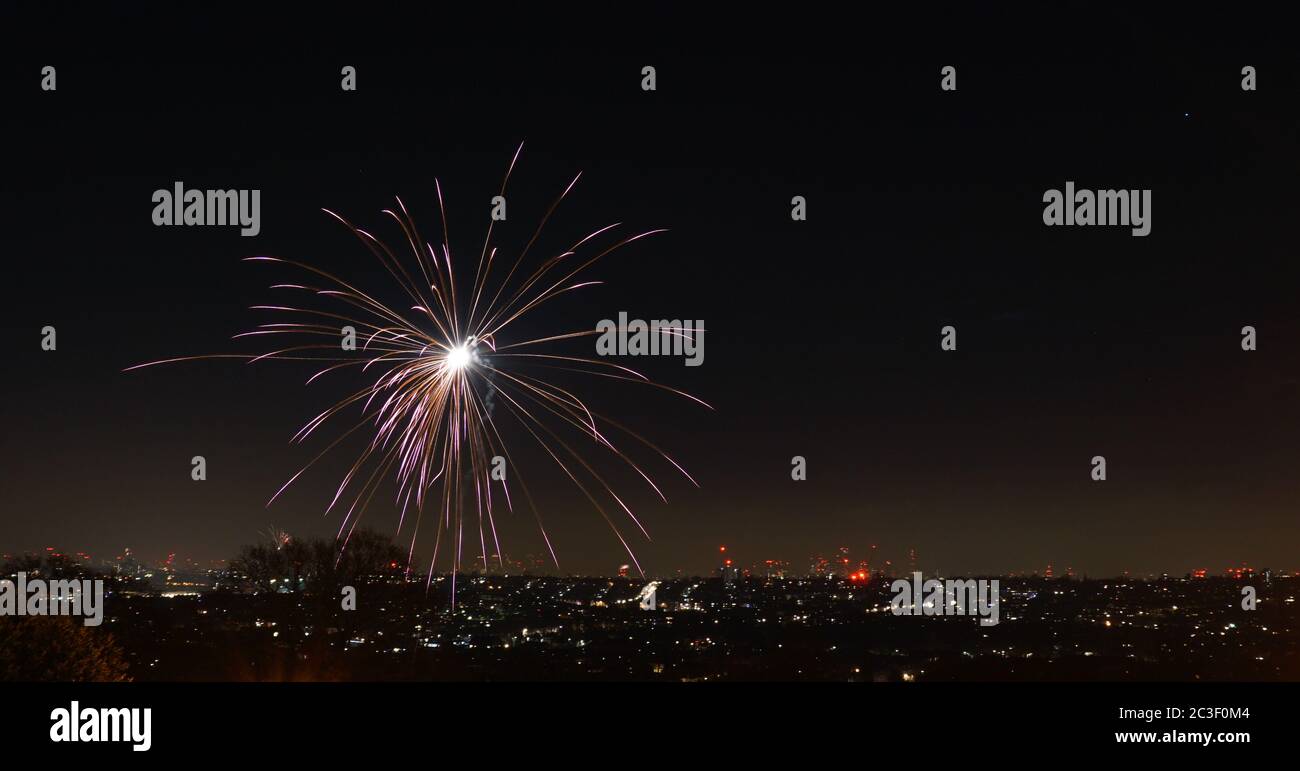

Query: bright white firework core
445 344 472 372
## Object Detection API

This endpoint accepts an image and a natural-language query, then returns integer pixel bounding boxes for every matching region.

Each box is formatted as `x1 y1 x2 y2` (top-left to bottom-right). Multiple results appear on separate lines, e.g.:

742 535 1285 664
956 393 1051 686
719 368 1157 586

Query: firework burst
129 145 709 586
264 526 292 551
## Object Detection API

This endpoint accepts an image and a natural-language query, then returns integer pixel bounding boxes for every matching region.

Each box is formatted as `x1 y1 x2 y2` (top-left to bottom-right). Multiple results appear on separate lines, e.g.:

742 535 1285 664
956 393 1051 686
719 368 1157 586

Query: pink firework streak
127 145 710 590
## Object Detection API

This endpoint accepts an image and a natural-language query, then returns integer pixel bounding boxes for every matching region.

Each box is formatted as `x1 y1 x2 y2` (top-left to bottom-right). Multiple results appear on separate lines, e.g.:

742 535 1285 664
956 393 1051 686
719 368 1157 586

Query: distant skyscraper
719 546 738 586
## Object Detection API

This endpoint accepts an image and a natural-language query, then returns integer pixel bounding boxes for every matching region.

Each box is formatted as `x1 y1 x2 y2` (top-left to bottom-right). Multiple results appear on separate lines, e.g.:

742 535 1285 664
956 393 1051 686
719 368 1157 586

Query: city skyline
7 544 1295 683
5 538 1288 581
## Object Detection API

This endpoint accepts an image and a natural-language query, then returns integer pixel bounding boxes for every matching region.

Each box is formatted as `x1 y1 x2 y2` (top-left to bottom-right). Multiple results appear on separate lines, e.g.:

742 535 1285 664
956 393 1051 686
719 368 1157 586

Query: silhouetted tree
229 543 284 593
0 616 131 682
229 529 405 594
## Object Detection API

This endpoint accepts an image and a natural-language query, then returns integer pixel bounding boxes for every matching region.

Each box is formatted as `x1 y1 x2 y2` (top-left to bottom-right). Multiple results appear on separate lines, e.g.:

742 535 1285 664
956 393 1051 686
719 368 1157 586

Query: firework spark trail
264 526 292 551
127 145 710 592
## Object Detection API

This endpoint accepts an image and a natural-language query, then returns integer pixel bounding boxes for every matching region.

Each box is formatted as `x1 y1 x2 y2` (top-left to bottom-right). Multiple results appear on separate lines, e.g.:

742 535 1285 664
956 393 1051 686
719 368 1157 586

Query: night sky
4 6 1299 576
